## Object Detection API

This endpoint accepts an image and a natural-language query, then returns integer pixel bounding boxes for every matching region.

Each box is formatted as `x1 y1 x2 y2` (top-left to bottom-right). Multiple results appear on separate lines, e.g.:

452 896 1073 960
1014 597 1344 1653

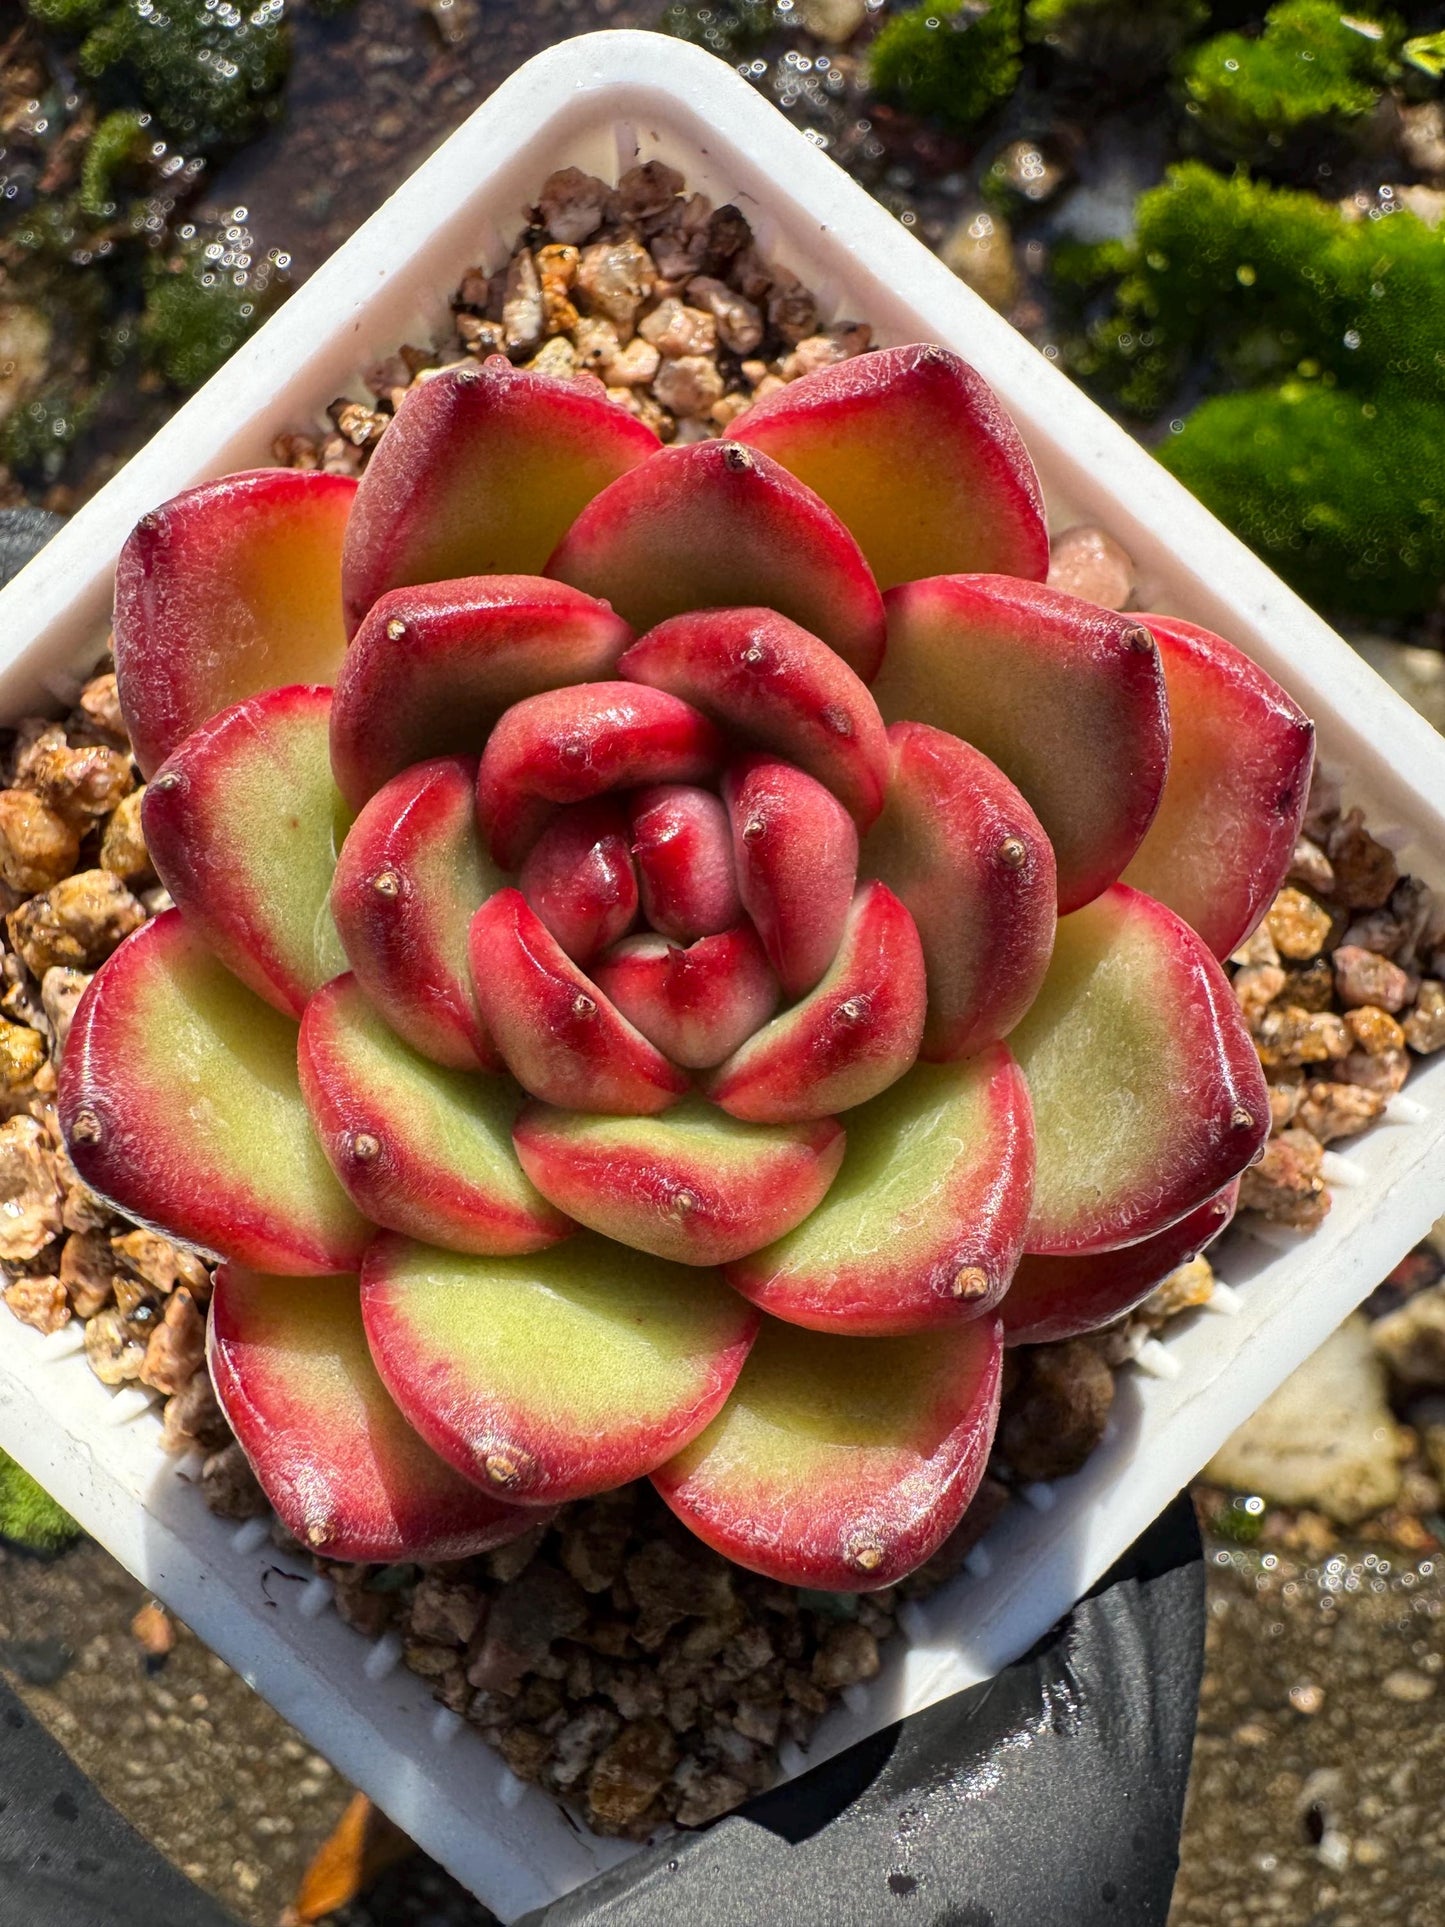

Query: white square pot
2 31 1443 1921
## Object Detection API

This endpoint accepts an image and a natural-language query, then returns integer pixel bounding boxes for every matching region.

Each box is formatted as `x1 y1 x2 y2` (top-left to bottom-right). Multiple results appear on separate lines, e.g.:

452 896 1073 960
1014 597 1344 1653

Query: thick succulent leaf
724 756 858 1001
863 722 1056 1061
361 1232 758 1505
512 1096 844 1266
726 1049 1033 1334
518 800 639 966
1010 885 1268 1255
706 881 927 1123
877 576 1170 913
1121 614 1315 957
476 681 724 870
330 575 633 809
619 609 891 828
341 360 658 634
1002 1180 1238 1346
469 890 689 1114
209 1266 539 1561
653 1313 1003 1590
114 469 355 778
593 927 779 1070
299 974 571 1255
628 785 741 943
733 343 1048 591
330 757 503 1071
60 912 369 1274
547 440 886 681
143 685 348 1019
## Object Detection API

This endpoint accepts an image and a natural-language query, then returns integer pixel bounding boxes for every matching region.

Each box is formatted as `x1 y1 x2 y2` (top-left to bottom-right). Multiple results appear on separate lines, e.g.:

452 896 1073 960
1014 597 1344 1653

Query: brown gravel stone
536 167 617 246
576 239 658 332
1287 835 1335 896
76 672 125 742
3 1273 67 1333
625 1536 736 1649
200 1441 267 1520
59 1228 114 1317
0 1013 45 1088
1001 1340 1115 1481
84 1305 147 1383
98 787 149 879
1254 1005 1352 1067
559 1490 635 1594
673 1770 750 1828
1325 808 1399 908
1335 1045 1411 1093
1404 980 1445 1053
587 1717 677 1830
1333 944 1413 1012
139 1287 205 1394
652 352 725 419
14 726 133 827
1295 1081 1387 1144
811 1622 880 1691
1234 962 1286 1030
111 1227 210 1299
159 1368 229 1455
1045 523 1136 610
40 966 91 1060
467 1564 587 1694
1238 1128 1329 1229
409 1573 486 1647
1280 959 1335 1012
8 869 145 974
1266 887 1334 961
1345 1004 1407 1054
0 788 80 892
0 1113 62 1259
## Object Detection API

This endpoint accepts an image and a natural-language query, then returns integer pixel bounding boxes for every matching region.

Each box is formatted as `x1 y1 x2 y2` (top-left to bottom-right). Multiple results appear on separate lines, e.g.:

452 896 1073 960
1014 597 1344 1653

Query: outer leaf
143 684 348 1018
1001 1181 1239 1346
726 1049 1033 1334
209 1266 540 1561
654 1314 1003 1590
60 912 369 1274
341 360 658 634
361 1232 759 1505
299 974 571 1255
1120 613 1315 957
114 469 355 777
1010 885 1268 1255
876 575 1170 912
734 342 1048 589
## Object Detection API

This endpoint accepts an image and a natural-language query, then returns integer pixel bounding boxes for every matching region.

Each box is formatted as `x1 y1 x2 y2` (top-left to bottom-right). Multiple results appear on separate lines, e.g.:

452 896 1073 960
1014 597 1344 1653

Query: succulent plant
65 344 1312 1590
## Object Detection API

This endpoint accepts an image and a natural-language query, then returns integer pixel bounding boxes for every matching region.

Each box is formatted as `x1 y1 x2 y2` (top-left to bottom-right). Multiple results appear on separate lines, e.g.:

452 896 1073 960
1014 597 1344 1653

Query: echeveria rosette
61 344 1313 1591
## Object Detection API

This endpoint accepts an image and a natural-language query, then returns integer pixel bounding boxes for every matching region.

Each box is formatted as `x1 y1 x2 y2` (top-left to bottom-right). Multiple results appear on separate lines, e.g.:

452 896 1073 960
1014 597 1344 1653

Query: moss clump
1025 0 1209 76
140 252 268 389
78 107 152 219
1068 162 1445 414
1059 162 1445 617
870 0 1022 132
0 1451 80 1554
1181 1 1401 159
1162 381 1445 620
24 0 290 151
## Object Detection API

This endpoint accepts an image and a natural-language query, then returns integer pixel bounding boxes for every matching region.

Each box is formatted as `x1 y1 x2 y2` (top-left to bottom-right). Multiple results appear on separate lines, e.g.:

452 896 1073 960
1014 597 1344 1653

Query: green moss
1025 0 1209 74
1181 1 1401 158
870 0 1022 132
1211 1492 1267 1544
1067 163 1445 410
140 253 268 388
79 107 152 219
0 382 103 483
1161 380 1445 618
26 0 289 152
0 1451 80 1554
